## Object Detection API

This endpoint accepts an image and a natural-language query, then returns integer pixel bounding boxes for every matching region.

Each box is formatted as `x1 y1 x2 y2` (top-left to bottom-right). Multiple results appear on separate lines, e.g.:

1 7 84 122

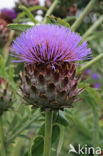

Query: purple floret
10 24 91 65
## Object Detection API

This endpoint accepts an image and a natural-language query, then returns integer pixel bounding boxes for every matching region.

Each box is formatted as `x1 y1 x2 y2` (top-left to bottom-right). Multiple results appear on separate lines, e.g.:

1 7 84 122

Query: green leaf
47 15 71 27
0 55 6 76
30 124 60 156
86 31 103 41
78 84 100 147
19 134 31 140
66 110 92 141
57 18 71 27
28 5 46 12
30 135 44 156
23 152 29 156
37 123 45 136
38 123 60 144
19 5 38 24
53 111 69 127
85 86 100 147
52 124 60 143
15 6 46 22
64 16 77 22
7 24 32 32
86 86 101 108
57 125 64 155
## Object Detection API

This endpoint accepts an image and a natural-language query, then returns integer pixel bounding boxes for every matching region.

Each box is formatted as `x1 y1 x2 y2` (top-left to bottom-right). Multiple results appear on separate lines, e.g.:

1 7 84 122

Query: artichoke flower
10 24 91 111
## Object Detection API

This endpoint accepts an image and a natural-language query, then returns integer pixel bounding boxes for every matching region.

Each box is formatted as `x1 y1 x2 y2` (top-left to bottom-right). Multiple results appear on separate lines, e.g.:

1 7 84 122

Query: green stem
71 0 99 31
43 0 59 24
43 111 53 156
10 138 24 156
80 53 103 72
0 116 6 156
82 16 103 42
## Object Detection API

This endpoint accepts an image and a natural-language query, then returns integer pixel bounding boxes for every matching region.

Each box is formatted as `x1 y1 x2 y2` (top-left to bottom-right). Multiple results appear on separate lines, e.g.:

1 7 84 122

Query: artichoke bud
20 63 83 111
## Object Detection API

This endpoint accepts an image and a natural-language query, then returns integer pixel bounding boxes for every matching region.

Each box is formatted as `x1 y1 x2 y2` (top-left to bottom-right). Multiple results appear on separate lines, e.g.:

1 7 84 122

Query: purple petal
10 24 92 65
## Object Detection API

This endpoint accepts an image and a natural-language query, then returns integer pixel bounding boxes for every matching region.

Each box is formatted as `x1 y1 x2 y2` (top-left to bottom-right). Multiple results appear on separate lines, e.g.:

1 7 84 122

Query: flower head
11 24 91 66
11 24 91 111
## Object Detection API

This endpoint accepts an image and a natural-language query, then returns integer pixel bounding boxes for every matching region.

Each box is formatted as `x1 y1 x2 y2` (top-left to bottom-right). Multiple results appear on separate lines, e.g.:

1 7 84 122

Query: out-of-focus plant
0 9 17 48
45 0 77 18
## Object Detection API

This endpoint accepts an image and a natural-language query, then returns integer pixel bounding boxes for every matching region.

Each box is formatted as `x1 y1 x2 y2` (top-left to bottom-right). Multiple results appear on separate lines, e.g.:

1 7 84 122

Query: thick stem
71 0 99 31
0 116 6 156
43 0 59 24
43 111 53 156
80 53 103 72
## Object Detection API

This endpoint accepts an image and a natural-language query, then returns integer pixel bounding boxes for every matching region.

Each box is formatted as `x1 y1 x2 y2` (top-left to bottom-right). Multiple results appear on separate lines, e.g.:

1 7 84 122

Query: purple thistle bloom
10 24 91 65
92 72 99 80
